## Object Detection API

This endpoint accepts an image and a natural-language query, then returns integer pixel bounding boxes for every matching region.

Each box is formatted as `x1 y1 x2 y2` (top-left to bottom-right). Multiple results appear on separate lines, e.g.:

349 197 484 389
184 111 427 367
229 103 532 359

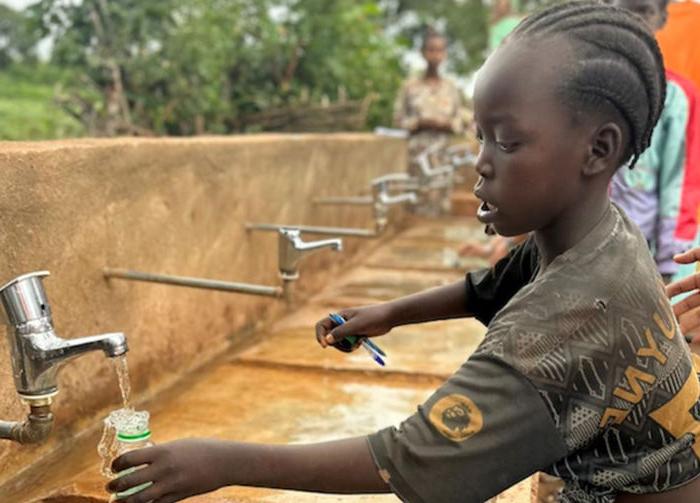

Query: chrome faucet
278 228 343 280
371 176 418 232
104 228 343 302
0 271 128 444
308 173 417 234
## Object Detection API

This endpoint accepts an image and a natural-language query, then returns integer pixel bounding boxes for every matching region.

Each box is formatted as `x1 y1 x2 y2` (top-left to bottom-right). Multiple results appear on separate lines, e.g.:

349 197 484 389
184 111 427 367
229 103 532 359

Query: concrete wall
0 134 406 487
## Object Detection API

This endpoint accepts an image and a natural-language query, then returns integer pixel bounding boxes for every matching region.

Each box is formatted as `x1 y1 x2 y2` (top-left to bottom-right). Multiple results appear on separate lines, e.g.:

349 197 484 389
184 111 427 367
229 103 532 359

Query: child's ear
584 122 624 177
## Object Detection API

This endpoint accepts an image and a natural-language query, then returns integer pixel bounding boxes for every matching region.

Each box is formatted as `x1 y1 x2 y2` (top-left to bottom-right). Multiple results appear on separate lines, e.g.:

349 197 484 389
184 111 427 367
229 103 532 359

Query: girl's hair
511 1 666 167
421 27 447 50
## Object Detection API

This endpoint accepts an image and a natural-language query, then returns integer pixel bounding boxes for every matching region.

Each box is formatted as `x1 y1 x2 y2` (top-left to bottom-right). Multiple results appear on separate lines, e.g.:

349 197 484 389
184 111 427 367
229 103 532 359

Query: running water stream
97 355 134 478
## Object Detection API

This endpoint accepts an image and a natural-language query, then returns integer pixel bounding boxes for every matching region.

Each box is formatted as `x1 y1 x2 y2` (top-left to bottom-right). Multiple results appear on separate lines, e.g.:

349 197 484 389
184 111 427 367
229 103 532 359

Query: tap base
18 389 58 404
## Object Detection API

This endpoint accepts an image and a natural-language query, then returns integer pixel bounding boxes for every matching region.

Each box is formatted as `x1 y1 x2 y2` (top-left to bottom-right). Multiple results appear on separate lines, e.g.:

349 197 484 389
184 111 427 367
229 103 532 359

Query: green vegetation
1 0 515 140
0 65 84 141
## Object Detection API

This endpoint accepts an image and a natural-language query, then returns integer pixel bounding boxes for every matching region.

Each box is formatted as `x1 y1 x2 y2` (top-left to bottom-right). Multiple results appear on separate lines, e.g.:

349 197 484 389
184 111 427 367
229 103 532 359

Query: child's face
422 37 447 69
606 0 667 32
472 37 595 237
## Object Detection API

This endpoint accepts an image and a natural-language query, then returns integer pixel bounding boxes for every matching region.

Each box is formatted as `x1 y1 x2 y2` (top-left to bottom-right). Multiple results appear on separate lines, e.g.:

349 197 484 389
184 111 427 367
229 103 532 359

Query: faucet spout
278 228 343 280
43 332 128 362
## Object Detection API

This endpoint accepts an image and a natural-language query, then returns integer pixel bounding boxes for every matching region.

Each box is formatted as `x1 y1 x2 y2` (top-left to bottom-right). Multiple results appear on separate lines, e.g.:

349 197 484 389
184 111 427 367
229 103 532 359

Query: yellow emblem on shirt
429 394 484 442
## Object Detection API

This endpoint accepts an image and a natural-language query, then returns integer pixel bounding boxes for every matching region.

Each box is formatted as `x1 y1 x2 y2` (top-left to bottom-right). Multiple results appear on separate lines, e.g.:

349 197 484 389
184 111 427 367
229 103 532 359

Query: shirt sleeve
656 83 691 275
367 354 568 503
464 237 538 326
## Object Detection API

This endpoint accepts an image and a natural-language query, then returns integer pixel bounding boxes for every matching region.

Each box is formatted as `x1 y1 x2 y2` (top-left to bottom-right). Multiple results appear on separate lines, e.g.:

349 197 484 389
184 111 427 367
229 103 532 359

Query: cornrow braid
510 1 666 167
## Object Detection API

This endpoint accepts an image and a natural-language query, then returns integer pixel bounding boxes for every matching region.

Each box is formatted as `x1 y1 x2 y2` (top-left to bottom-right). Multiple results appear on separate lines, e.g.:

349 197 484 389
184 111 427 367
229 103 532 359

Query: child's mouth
477 200 500 223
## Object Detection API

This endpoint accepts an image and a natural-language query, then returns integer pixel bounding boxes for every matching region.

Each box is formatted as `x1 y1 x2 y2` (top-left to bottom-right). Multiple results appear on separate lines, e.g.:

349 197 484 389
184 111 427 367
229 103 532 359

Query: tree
0 4 40 67
381 0 489 75
29 0 404 136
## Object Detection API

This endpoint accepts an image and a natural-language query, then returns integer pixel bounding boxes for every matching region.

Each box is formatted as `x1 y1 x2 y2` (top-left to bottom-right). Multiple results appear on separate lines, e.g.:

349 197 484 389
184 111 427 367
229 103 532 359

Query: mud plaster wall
0 134 407 488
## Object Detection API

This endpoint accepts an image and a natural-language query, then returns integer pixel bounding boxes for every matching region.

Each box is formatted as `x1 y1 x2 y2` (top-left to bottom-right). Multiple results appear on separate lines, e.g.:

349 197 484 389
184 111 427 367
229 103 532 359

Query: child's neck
533 191 611 268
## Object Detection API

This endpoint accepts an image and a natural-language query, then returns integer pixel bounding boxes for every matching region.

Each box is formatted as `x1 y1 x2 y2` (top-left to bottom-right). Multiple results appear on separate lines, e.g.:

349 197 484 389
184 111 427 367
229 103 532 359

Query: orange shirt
657 1 700 90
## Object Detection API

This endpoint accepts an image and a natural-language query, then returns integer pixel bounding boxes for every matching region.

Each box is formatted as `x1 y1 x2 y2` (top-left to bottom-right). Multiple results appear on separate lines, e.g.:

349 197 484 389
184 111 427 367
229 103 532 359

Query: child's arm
108 436 388 502
316 279 471 347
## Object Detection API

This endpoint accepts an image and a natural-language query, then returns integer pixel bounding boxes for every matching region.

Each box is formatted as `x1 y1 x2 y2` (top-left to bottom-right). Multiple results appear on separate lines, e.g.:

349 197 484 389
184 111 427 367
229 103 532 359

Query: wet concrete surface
11 216 536 502
363 240 488 272
315 267 458 305
398 218 490 245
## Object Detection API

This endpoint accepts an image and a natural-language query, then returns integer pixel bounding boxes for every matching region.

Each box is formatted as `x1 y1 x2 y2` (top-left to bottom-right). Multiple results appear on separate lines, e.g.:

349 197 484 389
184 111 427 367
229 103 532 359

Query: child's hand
107 439 229 502
666 248 700 336
315 304 394 349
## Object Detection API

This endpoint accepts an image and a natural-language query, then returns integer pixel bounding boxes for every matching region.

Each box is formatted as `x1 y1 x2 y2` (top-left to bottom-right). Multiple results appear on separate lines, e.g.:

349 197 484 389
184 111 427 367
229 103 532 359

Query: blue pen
328 313 387 367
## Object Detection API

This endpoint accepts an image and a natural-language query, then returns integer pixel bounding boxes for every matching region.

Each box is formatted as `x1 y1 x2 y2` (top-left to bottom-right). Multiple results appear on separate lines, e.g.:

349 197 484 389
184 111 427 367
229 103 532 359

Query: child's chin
490 224 516 237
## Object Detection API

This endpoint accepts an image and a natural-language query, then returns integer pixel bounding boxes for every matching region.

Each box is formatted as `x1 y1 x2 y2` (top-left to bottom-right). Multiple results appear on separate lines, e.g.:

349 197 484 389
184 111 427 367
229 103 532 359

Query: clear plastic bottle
100 408 154 501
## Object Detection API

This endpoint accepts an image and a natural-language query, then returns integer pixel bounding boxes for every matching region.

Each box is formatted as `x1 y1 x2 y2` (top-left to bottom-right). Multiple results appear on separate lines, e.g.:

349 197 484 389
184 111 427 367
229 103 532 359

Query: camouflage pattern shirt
393 76 466 158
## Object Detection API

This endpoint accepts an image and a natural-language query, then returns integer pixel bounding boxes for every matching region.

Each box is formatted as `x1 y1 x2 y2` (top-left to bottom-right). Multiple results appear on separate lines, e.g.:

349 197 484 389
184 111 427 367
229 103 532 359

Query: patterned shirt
393 76 465 136
368 204 700 502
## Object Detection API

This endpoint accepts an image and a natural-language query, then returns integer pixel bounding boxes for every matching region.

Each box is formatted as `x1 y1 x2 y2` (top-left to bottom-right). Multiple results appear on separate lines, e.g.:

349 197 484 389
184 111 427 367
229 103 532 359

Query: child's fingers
315 317 335 348
677 306 700 335
325 322 353 345
107 464 159 495
666 273 700 298
112 446 157 473
673 247 700 265
672 292 700 319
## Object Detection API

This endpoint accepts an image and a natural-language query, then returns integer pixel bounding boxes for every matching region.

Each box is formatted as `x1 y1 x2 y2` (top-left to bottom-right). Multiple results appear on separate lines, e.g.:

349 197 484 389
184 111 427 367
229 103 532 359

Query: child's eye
475 129 484 144
497 141 519 153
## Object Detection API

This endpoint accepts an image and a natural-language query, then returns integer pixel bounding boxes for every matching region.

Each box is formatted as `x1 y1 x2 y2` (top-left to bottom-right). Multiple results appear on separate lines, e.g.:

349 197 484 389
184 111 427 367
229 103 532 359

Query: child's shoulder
476 205 679 374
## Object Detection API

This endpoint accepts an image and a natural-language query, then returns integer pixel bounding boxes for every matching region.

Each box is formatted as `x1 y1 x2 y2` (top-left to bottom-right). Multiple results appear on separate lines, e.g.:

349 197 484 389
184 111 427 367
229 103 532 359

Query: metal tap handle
0 271 51 326
279 228 343 252
377 191 418 206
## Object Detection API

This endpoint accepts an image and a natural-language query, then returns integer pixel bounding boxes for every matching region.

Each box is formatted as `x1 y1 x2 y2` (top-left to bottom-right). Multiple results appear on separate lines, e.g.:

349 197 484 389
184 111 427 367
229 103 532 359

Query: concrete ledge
0 133 407 486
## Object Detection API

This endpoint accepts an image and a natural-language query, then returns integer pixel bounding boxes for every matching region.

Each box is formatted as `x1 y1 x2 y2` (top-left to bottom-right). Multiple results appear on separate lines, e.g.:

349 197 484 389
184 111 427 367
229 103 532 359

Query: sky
1 0 38 8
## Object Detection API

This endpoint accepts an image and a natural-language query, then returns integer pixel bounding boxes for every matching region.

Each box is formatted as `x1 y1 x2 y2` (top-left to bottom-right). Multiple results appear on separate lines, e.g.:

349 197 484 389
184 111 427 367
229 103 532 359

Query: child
394 28 466 215
609 0 700 283
109 3 700 502
393 28 465 157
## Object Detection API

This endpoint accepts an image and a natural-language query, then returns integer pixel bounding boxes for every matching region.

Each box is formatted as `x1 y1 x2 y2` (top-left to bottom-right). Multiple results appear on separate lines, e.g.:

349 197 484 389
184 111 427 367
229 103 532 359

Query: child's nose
474 155 494 179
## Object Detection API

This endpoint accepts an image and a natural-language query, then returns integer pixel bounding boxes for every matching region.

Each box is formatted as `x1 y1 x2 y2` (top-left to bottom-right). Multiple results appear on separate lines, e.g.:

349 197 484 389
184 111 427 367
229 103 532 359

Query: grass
0 64 85 141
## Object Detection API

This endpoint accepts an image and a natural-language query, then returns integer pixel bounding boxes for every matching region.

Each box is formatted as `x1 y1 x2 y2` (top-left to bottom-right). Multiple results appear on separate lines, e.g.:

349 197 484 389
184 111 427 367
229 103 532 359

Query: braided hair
508 1 666 167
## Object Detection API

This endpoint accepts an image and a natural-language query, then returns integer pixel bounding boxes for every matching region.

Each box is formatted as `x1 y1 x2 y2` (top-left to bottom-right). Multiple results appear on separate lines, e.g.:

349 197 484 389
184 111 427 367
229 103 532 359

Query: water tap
278 228 343 281
371 176 418 233
0 271 128 444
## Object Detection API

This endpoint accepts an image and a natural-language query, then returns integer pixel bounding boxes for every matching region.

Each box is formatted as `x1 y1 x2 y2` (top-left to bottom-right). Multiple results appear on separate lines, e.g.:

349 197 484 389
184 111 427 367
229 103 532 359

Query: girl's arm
108 437 388 502
316 279 472 346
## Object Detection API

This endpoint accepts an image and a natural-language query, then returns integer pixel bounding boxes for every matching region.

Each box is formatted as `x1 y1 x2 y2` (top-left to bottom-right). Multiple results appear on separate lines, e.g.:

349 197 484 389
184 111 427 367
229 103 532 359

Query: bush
0 64 84 140
30 0 405 136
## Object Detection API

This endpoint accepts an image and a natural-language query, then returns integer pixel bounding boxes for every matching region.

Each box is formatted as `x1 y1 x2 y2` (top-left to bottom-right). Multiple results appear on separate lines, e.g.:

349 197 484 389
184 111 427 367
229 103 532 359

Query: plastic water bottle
100 408 154 501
